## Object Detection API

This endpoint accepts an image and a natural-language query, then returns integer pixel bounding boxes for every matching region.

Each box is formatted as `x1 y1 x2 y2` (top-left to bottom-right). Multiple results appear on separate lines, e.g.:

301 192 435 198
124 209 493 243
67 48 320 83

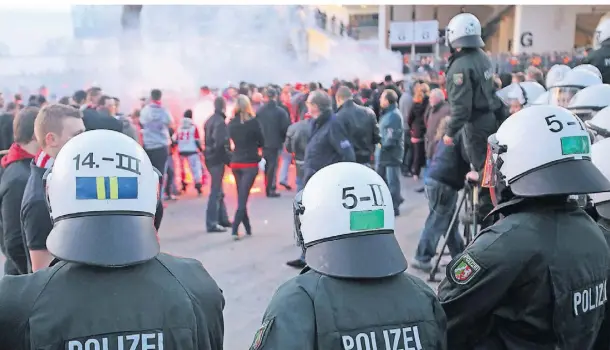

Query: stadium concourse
0 167 437 349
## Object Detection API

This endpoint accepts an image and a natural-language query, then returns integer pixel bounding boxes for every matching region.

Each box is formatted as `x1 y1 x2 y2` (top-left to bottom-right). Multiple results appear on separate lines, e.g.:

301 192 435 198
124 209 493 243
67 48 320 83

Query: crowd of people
2 8 610 350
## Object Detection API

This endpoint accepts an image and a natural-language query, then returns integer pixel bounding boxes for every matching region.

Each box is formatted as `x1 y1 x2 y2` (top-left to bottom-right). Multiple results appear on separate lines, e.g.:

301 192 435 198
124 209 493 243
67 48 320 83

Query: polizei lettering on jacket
66 331 164 350
573 280 607 316
341 326 422 350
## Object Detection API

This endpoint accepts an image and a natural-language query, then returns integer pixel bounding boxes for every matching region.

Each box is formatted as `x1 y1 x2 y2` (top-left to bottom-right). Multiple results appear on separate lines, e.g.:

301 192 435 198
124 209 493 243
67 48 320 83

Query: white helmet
497 81 546 108
445 13 484 49
293 162 406 279
532 91 550 105
45 130 161 267
591 138 610 218
594 15 610 49
586 105 610 142
546 64 571 89
548 70 603 108
567 84 610 121
483 105 610 198
573 64 603 81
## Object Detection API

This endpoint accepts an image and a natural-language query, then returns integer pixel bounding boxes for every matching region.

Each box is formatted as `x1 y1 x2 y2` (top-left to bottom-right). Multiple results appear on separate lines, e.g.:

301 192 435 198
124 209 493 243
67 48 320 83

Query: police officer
573 64 603 81
567 84 610 122
442 12 499 172
590 138 610 349
439 105 610 349
545 64 571 89
547 69 603 108
583 16 610 84
250 162 447 350
0 130 225 349
496 81 546 114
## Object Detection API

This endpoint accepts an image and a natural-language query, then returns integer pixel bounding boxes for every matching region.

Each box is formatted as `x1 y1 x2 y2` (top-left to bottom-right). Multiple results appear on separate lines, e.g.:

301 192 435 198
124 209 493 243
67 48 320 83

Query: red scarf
35 150 54 169
1 143 35 168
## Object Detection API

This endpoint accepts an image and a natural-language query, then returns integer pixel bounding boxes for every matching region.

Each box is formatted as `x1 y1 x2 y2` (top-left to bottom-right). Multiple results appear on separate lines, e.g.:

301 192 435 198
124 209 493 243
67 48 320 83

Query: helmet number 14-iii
342 185 386 210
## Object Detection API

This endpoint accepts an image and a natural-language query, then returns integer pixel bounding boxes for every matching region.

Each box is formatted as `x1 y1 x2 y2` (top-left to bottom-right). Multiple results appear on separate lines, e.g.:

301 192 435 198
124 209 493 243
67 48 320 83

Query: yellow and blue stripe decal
76 177 138 200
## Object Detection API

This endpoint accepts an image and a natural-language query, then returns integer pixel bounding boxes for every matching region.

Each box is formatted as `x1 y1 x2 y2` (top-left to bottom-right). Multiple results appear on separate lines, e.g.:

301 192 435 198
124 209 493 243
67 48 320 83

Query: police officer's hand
443 134 454 146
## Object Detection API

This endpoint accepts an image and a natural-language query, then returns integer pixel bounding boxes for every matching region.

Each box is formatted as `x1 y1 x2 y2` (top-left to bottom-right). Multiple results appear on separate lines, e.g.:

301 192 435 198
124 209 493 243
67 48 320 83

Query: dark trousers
411 141 426 177
401 137 413 174
231 167 258 235
415 178 465 263
206 164 229 230
263 147 280 194
145 146 169 177
376 164 402 211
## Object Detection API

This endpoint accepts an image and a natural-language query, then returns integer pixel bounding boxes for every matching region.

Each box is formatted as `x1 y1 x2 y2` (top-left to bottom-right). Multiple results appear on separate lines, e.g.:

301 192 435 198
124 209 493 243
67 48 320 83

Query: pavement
0 167 453 349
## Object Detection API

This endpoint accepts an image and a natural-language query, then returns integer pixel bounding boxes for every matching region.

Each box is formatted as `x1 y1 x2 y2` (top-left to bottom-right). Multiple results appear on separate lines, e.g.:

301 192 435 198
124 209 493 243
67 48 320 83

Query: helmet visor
549 87 582 107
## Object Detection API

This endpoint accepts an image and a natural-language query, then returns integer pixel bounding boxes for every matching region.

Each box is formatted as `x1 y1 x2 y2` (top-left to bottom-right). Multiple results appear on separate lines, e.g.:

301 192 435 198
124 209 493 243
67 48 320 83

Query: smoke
0 5 403 111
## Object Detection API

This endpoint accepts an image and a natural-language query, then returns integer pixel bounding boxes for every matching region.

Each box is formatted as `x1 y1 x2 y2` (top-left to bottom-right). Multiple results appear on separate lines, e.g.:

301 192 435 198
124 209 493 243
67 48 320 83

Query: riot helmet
546 64 571 89
293 162 407 279
573 64 603 81
496 81 546 114
586 105 610 143
532 91 550 106
591 138 610 219
445 13 485 49
567 84 610 122
482 105 610 204
594 15 610 49
548 70 602 108
45 130 161 267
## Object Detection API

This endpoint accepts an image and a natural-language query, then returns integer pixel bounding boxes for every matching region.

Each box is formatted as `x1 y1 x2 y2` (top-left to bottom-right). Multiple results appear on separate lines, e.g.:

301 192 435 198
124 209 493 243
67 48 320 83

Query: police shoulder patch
453 73 464 86
450 253 481 284
250 317 275 350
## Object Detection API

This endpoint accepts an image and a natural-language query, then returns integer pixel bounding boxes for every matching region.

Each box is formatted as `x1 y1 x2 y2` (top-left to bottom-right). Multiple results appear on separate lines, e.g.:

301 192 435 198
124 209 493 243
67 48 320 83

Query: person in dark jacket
377 89 405 216
334 86 380 166
0 107 39 275
204 97 232 233
0 102 18 153
302 90 355 185
411 117 467 272
407 83 430 180
228 95 265 240
284 115 311 192
255 88 290 198
583 17 610 84
21 104 86 272
81 87 123 133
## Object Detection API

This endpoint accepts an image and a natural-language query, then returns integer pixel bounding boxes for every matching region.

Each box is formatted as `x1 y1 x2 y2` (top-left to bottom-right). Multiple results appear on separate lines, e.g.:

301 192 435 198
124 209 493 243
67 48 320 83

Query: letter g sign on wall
520 32 533 47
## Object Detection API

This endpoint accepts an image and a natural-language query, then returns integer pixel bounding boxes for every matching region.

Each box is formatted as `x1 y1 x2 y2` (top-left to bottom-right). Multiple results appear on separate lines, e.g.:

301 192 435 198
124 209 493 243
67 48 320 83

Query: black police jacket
0 253 225 350
593 218 610 350
583 41 610 84
255 100 291 149
0 156 31 275
204 110 230 166
335 99 380 164
439 197 610 350
445 48 499 170
251 267 447 349
303 111 356 185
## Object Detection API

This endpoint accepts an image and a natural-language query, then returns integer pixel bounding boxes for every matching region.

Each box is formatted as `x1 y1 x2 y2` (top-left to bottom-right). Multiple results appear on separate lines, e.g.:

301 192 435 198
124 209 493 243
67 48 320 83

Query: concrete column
512 5 576 54
378 5 387 52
